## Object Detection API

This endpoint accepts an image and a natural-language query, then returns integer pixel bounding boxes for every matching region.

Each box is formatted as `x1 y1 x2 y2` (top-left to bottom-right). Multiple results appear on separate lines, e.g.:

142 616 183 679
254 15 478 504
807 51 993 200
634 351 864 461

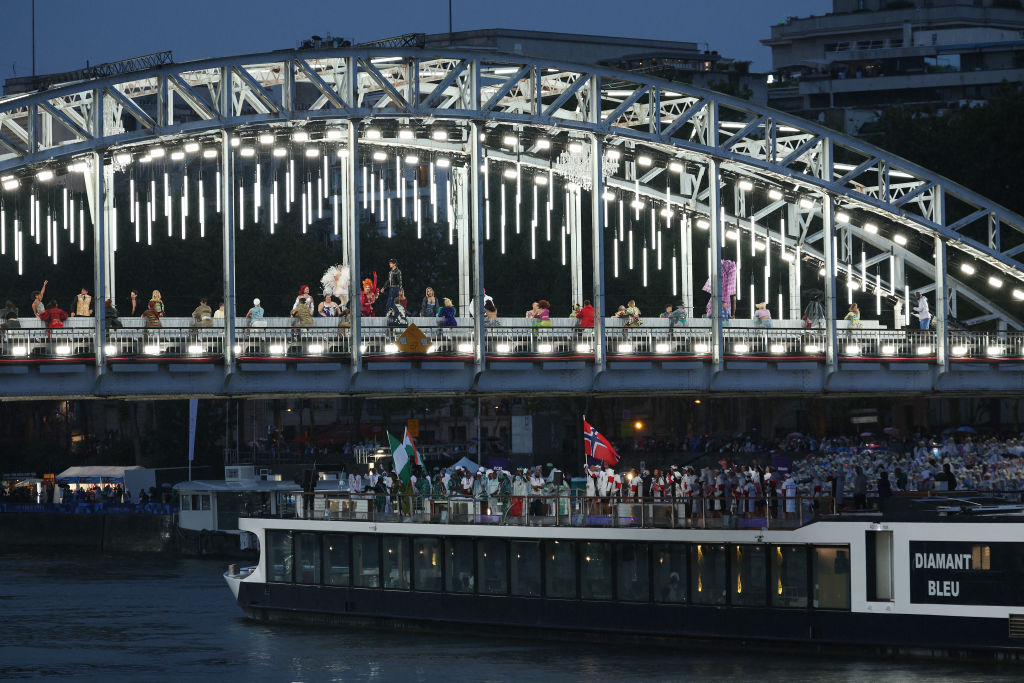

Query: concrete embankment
0 514 257 560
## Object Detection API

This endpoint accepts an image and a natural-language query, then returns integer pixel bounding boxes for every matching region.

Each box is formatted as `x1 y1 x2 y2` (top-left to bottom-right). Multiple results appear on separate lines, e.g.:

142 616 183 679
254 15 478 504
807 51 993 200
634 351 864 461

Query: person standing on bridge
913 292 931 331
30 280 48 318
384 258 403 320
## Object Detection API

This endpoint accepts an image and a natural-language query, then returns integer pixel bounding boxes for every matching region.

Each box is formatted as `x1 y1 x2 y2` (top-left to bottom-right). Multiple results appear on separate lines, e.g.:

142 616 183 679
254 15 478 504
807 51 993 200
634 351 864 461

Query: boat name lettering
913 552 972 571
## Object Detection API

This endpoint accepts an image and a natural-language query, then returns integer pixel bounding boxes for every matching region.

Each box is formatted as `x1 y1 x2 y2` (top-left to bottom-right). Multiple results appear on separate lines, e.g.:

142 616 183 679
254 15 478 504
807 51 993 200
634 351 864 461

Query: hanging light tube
876 269 882 315
255 163 261 223
239 186 245 233
500 180 507 254
397 157 405 219
0 208 5 255
363 166 368 209
657 230 663 270
165 172 172 236
515 161 521 235
618 199 624 242
642 245 648 287
613 237 619 278
79 207 84 250
628 228 634 270
69 199 75 245
386 189 392 236
333 192 339 235
671 254 678 296
429 161 437 224
301 189 307 233
289 159 295 207
861 250 867 289
414 175 421 238
322 154 328 199
199 177 205 238
146 200 152 245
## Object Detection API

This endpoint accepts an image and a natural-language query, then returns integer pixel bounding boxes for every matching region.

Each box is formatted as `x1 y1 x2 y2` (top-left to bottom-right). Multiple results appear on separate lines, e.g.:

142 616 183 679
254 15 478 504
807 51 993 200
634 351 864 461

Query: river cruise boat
225 492 1024 657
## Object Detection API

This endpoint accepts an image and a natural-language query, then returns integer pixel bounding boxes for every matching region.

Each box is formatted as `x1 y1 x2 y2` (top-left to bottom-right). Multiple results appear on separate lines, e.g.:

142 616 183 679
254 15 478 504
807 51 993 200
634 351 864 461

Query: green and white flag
388 431 412 483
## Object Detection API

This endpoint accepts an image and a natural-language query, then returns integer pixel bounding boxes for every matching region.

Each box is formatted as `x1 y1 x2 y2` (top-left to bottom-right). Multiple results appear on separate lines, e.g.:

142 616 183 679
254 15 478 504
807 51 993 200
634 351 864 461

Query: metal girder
166 73 219 121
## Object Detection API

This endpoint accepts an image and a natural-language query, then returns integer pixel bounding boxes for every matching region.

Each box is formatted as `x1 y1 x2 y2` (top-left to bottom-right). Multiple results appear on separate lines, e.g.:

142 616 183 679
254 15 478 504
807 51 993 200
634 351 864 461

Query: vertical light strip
414 175 421 238
515 161 521 234
255 163 261 223
430 161 437 224
642 245 648 287
861 250 867 289
613 237 619 278
362 165 368 209
317 177 323 220
199 177 205 238
618 199 624 242
146 200 152 245
289 159 295 207
301 189 307 234
628 228 634 270
500 180 506 254
0 208 5 255
671 254 678 296
165 172 171 236
876 269 882 315
69 199 75 245
239 186 245 233
322 154 328 199
333 192 339 235
398 157 405 218
79 207 84 250
657 230 663 270
778 291 784 321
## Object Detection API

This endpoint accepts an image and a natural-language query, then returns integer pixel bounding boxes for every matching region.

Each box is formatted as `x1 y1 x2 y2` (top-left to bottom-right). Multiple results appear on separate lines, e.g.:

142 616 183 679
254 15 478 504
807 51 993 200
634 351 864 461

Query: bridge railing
3 318 1023 364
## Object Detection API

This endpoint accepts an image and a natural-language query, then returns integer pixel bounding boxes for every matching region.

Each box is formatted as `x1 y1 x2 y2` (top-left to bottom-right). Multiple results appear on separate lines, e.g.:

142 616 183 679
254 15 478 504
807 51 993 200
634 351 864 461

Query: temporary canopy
451 457 481 473
56 465 144 485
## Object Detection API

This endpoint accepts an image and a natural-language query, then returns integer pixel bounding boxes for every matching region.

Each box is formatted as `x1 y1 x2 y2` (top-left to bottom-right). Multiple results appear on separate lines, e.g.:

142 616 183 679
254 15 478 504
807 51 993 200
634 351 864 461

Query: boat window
382 536 410 590
813 546 851 610
295 532 322 585
616 543 650 602
545 540 576 599
731 544 767 606
653 543 687 604
323 534 350 586
412 537 443 592
353 535 381 588
511 541 542 597
580 541 613 601
691 543 727 605
181 496 191 511
266 530 293 583
445 539 475 593
771 545 808 608
478 538 509 595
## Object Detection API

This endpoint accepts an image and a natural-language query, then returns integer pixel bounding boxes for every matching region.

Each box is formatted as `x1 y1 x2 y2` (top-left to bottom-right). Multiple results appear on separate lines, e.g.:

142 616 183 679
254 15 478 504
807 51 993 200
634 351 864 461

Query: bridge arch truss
1 48 1023 397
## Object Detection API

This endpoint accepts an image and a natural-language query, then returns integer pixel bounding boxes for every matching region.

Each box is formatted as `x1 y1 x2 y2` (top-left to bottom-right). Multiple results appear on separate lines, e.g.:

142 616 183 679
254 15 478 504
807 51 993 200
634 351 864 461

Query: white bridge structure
1 47 1023 399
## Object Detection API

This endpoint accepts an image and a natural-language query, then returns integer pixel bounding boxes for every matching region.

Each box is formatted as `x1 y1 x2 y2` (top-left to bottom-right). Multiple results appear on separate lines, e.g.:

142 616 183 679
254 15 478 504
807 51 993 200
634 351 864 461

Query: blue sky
0 0 828 79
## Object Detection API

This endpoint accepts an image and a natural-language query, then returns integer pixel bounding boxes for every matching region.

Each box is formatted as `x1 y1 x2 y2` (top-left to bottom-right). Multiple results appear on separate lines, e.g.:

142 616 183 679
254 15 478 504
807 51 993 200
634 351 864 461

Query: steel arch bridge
1 47 1023 399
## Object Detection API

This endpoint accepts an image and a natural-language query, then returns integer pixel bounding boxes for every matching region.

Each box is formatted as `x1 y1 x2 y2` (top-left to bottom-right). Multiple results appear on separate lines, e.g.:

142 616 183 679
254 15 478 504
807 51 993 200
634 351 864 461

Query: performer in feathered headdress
320 264 350 306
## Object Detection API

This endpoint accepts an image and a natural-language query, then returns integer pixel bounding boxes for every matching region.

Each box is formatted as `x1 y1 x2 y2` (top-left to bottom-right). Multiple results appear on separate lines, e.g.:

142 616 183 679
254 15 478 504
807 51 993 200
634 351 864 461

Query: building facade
763 0 1024 132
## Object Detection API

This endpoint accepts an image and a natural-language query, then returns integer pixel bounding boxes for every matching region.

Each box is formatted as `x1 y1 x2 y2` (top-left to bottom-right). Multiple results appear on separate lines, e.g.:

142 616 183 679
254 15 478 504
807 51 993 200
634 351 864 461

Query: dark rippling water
0 553 1021 682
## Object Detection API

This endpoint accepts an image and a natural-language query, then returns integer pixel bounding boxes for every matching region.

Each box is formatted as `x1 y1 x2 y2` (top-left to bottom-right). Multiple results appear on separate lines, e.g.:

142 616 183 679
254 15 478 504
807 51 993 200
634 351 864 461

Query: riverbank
0 513 257 560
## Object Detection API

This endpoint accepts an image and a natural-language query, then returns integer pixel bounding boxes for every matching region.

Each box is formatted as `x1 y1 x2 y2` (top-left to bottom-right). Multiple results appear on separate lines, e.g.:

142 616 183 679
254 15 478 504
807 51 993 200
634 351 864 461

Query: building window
731 544 767 606
545 540 576 599
511 541 542 597
295 532 321 585
323 534 350 586
445 538 475 593
266 530 293 583
478 538 509 595
382 536 410 590
412 537 443 592
353 535 380 588
813 546 851 610
580 541 613 601
653 543 687 604
617 543 650 602
691 543 727 605
771 545 809 608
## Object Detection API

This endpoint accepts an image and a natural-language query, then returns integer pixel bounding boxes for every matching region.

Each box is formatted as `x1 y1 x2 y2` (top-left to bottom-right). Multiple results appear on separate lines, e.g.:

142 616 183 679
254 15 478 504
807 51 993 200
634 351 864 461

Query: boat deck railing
247 492 839 530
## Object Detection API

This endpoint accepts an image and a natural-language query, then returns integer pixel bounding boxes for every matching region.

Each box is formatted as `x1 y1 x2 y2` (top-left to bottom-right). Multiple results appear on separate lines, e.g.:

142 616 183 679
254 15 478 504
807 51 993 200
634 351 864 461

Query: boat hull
235 581 1024 659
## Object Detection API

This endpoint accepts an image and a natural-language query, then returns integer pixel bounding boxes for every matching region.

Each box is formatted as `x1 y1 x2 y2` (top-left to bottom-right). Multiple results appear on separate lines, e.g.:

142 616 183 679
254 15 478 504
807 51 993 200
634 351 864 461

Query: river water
0 553 1020 682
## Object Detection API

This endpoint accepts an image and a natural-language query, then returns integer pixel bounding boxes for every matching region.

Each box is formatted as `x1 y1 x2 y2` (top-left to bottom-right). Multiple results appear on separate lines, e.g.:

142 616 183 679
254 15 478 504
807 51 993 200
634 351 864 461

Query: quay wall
0 514 256 559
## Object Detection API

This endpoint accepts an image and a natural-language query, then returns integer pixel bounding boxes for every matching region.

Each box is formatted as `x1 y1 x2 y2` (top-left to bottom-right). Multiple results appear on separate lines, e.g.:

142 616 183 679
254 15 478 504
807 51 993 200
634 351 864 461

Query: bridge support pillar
590 133 605 374
569 184 583 309
821 142 839 373
708 156 723 372
470 121 485 372
346 120 361 375
454 165 470 314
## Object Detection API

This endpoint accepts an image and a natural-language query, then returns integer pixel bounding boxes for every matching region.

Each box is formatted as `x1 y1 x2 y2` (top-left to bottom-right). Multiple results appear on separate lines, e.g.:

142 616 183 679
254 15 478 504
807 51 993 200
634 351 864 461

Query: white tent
451 457 481 473
56 465 144 485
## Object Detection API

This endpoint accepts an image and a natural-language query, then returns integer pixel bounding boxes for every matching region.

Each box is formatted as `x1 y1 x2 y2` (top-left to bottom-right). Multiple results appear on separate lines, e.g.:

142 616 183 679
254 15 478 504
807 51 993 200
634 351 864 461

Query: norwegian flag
583 418 621 468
